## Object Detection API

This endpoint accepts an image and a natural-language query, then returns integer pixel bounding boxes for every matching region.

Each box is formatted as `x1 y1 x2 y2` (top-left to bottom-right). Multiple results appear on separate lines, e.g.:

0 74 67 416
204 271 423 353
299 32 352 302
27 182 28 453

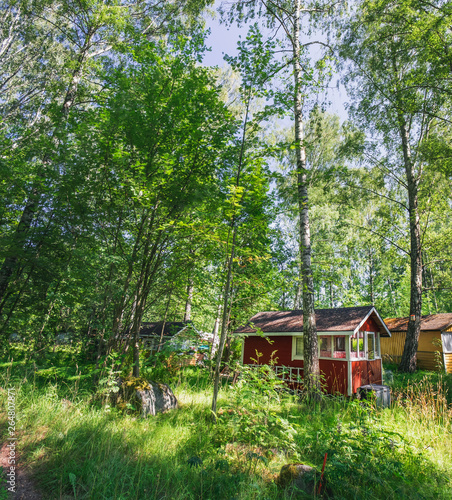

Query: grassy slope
1 346 451 499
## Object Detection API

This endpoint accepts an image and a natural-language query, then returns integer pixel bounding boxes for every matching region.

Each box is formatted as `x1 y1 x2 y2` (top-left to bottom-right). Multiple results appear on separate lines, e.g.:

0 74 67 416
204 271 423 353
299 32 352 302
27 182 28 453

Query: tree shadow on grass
3 386 451 500
13 405 278 500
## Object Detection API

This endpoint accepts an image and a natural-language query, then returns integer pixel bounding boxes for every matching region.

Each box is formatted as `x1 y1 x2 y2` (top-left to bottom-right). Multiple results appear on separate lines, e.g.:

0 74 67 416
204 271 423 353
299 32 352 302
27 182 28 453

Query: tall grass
1 348 452 499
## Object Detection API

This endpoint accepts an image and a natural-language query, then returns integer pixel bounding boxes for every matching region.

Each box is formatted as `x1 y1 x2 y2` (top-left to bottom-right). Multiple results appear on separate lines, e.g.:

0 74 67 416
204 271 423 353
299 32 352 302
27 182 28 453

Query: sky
201 1 350 123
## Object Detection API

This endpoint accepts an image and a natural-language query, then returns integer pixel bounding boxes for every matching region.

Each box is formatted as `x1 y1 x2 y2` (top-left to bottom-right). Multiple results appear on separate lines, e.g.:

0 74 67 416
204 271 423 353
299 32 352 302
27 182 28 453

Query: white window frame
364 331 381 360
333 336 347 359
350 331 366 360
292 335 304 360
317 335 349 360
319 335 333 358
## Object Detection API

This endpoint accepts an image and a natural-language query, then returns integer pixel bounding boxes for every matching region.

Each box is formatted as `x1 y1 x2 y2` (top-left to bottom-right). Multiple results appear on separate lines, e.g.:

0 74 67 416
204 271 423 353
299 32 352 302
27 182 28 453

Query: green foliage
0 467 7 500
215 364 299 452
318 419 447 498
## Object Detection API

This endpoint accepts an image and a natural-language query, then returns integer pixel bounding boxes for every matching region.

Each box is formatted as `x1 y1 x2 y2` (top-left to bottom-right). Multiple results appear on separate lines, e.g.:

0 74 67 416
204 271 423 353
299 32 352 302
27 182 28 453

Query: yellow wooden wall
381 332 405 357
381 331 447 372
445 353 452 374
419 331 442 351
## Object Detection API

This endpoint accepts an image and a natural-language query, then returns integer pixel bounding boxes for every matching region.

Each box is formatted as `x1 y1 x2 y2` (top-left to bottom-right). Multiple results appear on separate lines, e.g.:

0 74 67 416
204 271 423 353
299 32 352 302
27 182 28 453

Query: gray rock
136 381 178 417
277 463 316 494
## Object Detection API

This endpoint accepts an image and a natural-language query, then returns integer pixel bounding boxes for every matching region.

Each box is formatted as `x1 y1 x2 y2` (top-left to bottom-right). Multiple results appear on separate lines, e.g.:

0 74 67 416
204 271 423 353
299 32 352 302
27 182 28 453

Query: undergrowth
0 346 451 499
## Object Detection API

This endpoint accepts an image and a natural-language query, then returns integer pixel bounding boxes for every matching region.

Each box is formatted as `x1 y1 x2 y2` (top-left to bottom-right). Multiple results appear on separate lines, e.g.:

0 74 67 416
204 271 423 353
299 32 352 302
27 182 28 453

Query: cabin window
318 335 347 358
351 332 364 359
319 336 332 357
292 336 304 360
442 333 452 353
296 337 304 356
333 336 346 358
366 332 378 360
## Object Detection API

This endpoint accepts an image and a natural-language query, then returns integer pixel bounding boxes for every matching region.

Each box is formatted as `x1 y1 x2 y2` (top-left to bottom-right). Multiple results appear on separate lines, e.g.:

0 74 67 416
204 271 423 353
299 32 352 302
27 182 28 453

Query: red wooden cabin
235 306 391 396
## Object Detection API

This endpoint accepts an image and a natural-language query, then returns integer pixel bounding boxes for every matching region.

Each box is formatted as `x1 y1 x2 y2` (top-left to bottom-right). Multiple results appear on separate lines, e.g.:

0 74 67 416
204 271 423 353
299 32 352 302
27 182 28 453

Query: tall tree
0 0 213 337
211 25 277 415
341 0 451 372
77 34 234 374
221 0 341 398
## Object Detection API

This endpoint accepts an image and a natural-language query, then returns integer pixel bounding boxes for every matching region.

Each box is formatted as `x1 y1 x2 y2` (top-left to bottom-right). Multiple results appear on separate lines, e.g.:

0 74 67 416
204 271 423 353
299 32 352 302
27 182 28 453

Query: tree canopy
1 0 451 378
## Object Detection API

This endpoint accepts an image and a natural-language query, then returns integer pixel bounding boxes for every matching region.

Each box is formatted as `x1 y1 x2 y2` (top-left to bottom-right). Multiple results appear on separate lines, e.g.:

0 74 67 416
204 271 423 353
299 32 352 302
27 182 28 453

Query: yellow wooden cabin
382 314 452 373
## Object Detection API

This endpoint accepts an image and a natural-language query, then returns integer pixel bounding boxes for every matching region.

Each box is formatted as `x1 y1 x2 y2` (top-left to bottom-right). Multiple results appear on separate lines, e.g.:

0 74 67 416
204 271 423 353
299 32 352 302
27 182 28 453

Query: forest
1 0 452 498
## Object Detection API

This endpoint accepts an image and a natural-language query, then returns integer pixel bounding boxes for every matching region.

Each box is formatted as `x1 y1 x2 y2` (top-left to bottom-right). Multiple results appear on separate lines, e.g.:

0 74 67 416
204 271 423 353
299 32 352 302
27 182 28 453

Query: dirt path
0 442 42 500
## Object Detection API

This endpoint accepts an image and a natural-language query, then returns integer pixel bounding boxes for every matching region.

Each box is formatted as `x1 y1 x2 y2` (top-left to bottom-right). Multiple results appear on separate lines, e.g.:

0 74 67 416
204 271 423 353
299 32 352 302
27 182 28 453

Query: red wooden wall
319 359 348 395
243 332 383 396
243 336 350 394
243 336 304 368
360 316 380 333
351 359 382 393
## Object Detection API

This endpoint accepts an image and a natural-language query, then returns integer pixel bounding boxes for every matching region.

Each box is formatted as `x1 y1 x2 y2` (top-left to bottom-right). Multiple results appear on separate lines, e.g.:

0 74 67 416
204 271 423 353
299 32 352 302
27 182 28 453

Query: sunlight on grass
1 351 451 499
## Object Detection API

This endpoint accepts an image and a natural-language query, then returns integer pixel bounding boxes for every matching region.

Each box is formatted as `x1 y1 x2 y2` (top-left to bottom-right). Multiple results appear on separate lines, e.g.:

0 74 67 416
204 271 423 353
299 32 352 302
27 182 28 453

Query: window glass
367 333 375 360
319 336 332 357
351 332 364 358
296 337 304 357
333 336 346 358
335 337 345 351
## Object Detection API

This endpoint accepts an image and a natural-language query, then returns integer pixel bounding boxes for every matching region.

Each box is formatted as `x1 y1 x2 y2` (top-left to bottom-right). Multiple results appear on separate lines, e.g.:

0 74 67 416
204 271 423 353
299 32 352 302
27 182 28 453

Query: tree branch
346 220 410 256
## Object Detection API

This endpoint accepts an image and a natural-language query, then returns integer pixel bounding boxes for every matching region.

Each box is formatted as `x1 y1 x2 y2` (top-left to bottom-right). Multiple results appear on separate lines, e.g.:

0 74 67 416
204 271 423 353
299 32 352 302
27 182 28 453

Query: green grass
1 346 452 499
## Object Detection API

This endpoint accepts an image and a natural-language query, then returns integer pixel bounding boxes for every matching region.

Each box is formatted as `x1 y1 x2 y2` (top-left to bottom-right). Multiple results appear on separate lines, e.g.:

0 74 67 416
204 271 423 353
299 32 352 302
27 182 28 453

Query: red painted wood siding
243 336 304 368
244 336 348 395
243 333 382 396
319 359 348 395
360 316 379 332
351 359 382 393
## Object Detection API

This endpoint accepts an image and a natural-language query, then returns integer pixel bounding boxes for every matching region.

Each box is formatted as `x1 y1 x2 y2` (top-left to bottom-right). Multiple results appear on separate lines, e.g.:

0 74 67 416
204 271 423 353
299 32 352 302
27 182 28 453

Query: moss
114 376 151 414
278 464 300 487
277 463 316 494
122 376 150 391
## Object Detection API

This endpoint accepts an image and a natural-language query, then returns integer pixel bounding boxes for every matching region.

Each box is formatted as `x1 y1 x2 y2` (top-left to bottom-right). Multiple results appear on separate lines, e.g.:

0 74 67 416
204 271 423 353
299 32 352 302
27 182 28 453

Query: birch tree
221 0 341 397
340 0 451 372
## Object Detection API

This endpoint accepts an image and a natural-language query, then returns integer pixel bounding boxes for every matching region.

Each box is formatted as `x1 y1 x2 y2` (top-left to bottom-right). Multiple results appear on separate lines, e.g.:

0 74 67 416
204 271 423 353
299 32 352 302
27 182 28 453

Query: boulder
112 377 178 416
277 463 316 495
136 381 178 417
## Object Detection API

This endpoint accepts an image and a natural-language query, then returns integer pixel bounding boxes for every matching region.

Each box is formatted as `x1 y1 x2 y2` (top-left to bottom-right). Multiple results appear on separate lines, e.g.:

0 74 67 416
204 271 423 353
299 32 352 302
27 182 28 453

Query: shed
139 321 202 351
235 306 391 397
138 321 215 360
382 314 452 373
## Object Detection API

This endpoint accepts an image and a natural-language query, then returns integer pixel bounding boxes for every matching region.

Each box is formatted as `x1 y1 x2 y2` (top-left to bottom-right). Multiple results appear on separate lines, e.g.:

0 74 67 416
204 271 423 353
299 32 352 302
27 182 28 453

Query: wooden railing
245 364 303 383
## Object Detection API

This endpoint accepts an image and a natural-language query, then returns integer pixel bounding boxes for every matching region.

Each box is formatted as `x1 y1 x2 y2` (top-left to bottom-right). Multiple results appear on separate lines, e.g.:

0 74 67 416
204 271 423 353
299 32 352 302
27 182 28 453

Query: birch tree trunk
293 0 320 399
399 118 423 373
184 280 193 322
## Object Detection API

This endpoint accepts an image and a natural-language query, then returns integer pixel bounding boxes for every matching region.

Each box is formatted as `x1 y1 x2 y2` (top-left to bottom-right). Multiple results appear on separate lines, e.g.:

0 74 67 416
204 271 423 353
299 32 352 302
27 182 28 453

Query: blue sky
202 2 349 122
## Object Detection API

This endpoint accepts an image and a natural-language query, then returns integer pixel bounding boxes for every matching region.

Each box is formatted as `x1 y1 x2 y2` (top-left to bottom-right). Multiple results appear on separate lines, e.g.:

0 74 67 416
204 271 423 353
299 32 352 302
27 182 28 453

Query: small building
139 321 197 351
140 321 200 351
235 306 391 397
139 321 215 361
382 314 452 373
